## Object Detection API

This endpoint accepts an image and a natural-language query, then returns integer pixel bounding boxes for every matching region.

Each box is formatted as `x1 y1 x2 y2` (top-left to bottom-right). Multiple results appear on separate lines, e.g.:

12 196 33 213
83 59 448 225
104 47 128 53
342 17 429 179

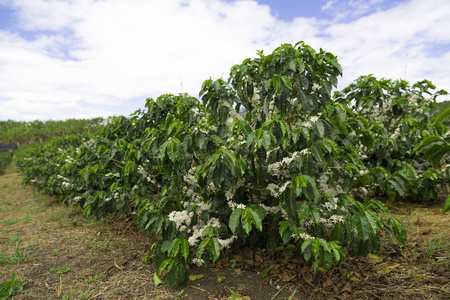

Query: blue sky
0 0 449 121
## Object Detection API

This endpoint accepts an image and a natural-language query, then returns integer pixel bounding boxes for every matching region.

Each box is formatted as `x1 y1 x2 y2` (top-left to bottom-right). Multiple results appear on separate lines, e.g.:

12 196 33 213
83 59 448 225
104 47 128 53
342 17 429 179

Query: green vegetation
0 118 107 145
0 273 26 300
85 273 106 283
16 41 449 287
0 151 14 175
90 238 113 253
0 235 32 266
437 100 450 111
50 263 73 275
334 75 449 202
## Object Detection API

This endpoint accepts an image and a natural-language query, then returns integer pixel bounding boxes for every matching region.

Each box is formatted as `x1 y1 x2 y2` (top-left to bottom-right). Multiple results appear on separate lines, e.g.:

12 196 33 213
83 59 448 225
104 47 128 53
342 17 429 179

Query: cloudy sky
0 0 449 121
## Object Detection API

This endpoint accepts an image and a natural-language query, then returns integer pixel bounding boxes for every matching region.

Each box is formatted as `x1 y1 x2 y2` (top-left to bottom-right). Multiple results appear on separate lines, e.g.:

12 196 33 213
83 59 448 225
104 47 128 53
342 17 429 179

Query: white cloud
319 0 450 90
321 0 395 21
0 0 449 121
5 0 89 31
0 0 280 120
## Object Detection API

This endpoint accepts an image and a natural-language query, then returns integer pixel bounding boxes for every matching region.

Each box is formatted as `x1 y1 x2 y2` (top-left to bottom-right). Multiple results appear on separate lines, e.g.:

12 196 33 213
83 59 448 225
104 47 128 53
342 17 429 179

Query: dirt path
1 163 449 300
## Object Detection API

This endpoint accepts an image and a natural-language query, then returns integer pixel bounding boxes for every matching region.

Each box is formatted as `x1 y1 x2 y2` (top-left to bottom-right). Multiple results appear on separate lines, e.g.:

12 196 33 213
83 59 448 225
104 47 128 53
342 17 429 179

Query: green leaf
319 139 332 154
335 104 347 123
237 159 246 176
10 273 18 285
312 239 321 259
255 128 263 139
443 195 450 214
189 274 204 281
229 208 243 233
363 211 378 235
329 243 341 263
210 238 221 262
366 198 388 214
153 272 165 286
281 75 293 90
202 225 217 237
322 138 339 155
298 203 310 224
279 120 289 137
390 217 407 246
283 189 297 216
320 239 332 254
261 119 273 128
329 59 342 75
180 239 189 261
195 132 205 149
167 141 178 164
352 213 371 241
279 220 289 236
261 131 272 151
414 136 445 154
211 149 222 166
312 120 325 138
433 108 450 126
288 59 296 71
273 76 280 93
169 238 182 258
311 144 324 162
196 237 211 259
158 259 174 274
241 208 253 234
242 121 253 135
415 136 450 167
308 204 320 224
261 266 273 278
387 172 409 196
431 146 450 167
211 135 224 144
301 239 313 254
167 263 189 287
281 136 289 150
249 206 265 232
222 148 236 164
265 79 273 92
292 175 307 197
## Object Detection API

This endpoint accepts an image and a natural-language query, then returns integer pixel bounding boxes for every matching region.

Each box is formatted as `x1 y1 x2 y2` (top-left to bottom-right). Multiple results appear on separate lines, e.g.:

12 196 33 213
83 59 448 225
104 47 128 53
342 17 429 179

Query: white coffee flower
192 258 204 267
310 83 321 94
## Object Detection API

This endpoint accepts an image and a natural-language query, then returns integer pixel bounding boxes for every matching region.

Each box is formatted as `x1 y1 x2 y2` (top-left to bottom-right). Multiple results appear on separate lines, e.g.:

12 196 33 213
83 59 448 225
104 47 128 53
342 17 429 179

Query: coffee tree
333 75 449 202
139 42 406 286
17 42 409 287
414 107 450 213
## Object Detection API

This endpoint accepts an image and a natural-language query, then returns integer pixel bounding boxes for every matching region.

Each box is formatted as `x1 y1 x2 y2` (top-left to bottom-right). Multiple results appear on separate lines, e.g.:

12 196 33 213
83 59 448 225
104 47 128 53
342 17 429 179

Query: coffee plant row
17 42 449 286
0 118 107 145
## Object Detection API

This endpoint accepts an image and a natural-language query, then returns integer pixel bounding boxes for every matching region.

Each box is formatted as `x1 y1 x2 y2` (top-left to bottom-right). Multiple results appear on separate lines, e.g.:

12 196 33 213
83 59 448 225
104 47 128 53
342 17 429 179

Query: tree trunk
265 196 280 253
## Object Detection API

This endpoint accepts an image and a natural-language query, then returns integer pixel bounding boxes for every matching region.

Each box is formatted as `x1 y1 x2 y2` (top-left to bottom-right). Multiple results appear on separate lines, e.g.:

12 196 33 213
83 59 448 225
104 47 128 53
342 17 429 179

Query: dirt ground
1 163 449 300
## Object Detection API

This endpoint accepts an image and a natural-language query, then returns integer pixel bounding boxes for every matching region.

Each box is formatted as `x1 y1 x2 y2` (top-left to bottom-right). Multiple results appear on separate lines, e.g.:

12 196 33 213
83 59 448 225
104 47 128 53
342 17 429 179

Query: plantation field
0 118 106 146
1 163 449 300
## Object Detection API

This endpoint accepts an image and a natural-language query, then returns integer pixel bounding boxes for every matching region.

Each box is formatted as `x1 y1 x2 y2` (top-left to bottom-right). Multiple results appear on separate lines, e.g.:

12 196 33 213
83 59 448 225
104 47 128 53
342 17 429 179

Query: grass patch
90 238 113 253
0 235 33 265
50 263 73 275
2 219 19 226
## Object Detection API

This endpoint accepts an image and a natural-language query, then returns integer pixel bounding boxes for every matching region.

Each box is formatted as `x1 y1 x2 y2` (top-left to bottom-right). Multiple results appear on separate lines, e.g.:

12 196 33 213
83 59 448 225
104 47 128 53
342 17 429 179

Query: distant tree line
437 100 450 111
0 118 110 145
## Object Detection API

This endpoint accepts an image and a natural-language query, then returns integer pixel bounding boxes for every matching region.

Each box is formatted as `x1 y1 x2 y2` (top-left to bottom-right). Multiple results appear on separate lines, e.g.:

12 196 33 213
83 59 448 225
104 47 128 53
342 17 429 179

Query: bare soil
0 163 449 300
